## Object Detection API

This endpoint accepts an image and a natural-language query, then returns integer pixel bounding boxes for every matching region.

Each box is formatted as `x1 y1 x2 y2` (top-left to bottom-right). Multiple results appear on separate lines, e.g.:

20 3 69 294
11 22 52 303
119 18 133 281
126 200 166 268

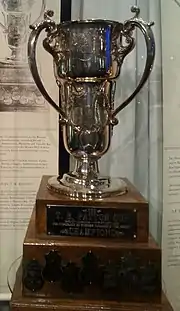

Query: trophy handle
28 11 69 125
112 6 155 119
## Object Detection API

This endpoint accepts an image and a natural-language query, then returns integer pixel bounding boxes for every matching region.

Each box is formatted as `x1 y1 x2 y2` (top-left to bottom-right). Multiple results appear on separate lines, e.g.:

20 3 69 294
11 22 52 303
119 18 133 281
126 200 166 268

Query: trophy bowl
28 7 155 199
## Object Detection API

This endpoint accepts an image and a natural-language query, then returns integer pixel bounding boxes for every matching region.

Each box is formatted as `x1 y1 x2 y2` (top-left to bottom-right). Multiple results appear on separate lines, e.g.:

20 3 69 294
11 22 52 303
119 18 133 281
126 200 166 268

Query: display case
0 1 179 311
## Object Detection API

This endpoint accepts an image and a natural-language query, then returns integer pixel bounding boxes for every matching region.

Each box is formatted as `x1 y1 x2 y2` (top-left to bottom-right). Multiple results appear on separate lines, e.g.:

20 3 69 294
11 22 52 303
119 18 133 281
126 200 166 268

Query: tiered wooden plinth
11 266 173 311
10 175 173 311
21 209 161 302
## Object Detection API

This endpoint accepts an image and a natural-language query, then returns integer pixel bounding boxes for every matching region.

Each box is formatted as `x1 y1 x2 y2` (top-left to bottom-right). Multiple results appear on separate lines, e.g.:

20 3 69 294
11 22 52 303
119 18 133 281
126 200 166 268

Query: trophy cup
0 0 46 112
10 6 174 311
27 7 155 198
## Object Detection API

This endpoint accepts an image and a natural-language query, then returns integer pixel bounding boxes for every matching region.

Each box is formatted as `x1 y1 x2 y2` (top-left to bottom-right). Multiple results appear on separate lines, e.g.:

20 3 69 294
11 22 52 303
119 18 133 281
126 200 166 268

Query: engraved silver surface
28 6 155 199
47 176 127 199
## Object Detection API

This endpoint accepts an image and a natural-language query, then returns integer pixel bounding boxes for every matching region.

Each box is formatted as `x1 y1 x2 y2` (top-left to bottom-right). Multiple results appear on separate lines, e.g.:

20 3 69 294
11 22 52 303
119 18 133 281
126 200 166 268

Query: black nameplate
46 205 137 240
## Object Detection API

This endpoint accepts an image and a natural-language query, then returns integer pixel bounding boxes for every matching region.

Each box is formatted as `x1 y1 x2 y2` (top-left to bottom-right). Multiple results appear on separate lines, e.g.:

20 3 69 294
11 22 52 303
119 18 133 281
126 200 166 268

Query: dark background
0 302 9 311
59 0 71 177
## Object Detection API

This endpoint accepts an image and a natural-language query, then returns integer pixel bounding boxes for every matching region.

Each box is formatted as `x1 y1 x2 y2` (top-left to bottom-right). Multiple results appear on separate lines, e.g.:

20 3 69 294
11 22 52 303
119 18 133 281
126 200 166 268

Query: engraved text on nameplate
46 205 137 239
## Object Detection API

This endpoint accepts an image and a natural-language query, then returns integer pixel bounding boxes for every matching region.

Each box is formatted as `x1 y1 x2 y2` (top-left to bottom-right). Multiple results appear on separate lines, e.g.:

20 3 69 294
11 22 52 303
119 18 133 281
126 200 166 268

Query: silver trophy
0 0 46 63
28 7 155 199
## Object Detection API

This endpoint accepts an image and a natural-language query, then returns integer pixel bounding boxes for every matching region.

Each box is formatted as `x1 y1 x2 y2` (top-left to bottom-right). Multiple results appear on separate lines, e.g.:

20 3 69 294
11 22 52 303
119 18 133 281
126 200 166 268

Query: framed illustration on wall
0 0 70 301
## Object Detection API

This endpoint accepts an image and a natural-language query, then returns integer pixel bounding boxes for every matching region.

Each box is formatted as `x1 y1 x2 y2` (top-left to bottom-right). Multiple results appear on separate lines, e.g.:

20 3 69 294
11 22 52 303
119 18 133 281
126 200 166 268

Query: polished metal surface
47 176 127 199
27 6 155 199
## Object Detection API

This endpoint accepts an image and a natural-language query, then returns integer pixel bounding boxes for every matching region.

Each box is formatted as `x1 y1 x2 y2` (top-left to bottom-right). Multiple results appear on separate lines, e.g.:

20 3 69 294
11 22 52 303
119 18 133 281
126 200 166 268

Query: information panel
162 1 180 310
0 0 60 299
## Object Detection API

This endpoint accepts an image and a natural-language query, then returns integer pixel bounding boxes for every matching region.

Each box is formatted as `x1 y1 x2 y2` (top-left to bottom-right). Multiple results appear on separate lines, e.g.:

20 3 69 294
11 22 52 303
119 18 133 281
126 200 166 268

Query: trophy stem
72 157 100 181
59 156 102 190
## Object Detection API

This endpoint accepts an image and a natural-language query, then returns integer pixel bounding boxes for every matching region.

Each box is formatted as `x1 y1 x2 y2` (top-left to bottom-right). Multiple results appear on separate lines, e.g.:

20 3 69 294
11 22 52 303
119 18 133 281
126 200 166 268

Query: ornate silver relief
27 7 155 198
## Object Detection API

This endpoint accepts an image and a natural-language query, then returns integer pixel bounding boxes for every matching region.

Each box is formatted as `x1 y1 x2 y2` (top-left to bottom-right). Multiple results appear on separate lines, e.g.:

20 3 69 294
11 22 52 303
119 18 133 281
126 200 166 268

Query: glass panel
71 0 163 243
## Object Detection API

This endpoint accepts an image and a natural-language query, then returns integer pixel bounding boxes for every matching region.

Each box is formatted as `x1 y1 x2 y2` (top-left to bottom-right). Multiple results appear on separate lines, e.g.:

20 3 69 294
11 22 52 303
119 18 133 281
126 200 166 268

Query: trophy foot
47 175 127 199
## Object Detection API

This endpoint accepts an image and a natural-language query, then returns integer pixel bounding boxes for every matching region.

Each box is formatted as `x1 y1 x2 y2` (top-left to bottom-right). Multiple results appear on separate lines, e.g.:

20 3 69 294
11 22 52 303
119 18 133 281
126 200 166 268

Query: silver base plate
47 175 127 200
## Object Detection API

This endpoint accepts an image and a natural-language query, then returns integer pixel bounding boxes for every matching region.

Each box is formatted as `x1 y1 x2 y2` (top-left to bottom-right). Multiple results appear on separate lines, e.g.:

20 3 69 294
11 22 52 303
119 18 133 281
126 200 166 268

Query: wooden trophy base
22 209 161 303
11 266 173 311
10 175 174 311
36 176 149 243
